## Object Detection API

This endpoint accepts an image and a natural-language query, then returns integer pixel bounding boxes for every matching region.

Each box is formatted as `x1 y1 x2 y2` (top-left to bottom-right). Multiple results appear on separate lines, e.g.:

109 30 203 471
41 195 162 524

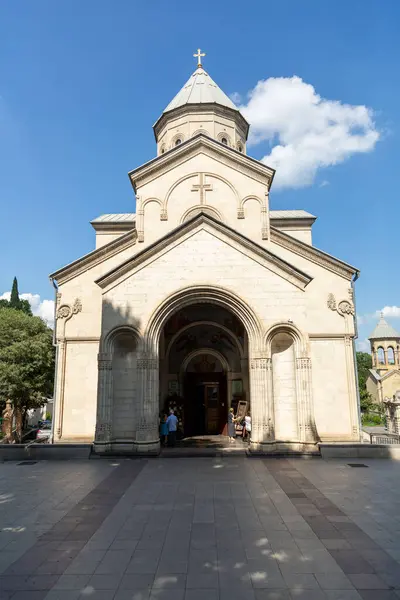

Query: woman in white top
243 412 251 442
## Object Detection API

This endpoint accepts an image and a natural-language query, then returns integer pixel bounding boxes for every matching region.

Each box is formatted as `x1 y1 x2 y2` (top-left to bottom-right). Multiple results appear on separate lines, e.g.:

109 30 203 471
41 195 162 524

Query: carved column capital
296 357 312 370
137 357 158 370
250 357 272 370
237 208 245 219
160 209 168 221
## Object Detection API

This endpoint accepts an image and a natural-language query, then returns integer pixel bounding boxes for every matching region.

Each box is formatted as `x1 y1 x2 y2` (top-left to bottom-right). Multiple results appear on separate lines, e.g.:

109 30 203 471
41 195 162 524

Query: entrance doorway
158 301 249 440
183 370 227 437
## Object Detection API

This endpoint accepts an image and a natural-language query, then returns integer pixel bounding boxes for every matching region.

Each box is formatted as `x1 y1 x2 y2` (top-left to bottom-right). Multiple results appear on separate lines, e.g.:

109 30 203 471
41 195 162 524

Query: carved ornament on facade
137 357 158 370
237 208 245 219
296 357 312 370
327 294 354 317
250 357 272 370
95 421 112 441
56 298 82 321
160 209 168 221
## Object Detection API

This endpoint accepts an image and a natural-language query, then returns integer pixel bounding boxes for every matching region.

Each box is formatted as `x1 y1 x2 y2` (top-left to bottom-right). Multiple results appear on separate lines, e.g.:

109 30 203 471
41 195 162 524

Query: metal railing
369 433 400 445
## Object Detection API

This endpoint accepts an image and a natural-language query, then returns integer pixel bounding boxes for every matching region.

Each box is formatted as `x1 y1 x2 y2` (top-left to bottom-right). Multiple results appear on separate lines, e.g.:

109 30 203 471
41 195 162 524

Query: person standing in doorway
166 409 178 447
160 413 168 446
228 407 236 442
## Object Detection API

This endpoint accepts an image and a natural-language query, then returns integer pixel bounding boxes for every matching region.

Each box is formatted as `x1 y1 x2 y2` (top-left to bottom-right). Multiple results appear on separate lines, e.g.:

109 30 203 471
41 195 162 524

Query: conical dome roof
162 66 239 114
369 314 400 340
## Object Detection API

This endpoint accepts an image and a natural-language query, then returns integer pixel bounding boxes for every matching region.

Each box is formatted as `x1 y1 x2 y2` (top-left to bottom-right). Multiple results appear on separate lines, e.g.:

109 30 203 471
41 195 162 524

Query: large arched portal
159 303 249 439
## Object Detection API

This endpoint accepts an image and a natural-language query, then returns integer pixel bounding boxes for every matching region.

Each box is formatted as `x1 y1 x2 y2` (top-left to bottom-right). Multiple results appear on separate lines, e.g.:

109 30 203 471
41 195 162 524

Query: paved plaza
1 457 400 599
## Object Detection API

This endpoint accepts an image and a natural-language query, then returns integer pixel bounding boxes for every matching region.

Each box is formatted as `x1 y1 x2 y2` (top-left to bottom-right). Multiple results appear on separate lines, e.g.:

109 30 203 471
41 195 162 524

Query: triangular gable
95 212 312 291
50 229 137 285
128 134 275 191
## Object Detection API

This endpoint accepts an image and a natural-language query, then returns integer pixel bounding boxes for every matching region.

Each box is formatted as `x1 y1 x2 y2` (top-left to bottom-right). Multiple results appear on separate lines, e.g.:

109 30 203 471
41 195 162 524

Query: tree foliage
356 351 373 411
0 277 32 316
0 307 54 439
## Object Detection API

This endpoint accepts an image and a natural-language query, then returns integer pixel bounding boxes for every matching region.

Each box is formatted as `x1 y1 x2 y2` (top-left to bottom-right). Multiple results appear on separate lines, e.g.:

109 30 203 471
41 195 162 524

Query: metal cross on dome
193 48 206 68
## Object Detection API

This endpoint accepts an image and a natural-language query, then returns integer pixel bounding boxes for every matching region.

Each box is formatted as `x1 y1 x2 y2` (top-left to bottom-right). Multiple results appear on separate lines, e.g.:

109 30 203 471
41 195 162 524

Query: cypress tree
9 277 20 309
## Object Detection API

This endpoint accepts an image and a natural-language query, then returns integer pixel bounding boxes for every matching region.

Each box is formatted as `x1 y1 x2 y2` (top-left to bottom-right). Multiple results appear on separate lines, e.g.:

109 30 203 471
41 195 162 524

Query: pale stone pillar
94 353 113 450
295 357 317 443
136 356 160 454
54 340 66 440
249 357 273 447
344 335 361 440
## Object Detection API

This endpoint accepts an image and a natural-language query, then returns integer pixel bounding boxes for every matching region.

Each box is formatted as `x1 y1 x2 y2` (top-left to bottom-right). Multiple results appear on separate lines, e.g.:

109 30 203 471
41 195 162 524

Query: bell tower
369 313 400 374
153 49 249 156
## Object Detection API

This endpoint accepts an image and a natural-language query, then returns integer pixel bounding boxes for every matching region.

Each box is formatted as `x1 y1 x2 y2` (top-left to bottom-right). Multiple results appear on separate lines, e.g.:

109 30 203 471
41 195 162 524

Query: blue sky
0 0 399 348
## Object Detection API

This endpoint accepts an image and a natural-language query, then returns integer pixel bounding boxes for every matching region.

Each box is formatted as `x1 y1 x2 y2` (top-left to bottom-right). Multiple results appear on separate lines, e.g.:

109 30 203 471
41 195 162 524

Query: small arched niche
271 332 298 441
111 332 138 440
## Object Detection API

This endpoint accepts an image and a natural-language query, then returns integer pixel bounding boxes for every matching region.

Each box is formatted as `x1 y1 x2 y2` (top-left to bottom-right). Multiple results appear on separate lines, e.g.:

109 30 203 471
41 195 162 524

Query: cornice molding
153 103 249 140
95 212 312 291
270 227 358 280
128 135 275 191
50 230 137 285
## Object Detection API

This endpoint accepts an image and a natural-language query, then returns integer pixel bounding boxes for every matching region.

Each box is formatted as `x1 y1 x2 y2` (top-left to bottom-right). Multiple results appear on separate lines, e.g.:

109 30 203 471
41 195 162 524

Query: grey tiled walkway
1 457 400 599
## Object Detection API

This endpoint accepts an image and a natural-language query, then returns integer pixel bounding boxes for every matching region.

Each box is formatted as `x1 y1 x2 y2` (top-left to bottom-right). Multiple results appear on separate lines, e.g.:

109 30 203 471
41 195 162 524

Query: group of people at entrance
228 407 251 443
160 410 178 447
159 407 251 446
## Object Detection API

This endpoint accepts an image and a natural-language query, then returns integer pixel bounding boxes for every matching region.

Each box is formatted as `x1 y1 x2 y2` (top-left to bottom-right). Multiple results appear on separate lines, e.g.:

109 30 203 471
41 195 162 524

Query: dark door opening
183 372 227 437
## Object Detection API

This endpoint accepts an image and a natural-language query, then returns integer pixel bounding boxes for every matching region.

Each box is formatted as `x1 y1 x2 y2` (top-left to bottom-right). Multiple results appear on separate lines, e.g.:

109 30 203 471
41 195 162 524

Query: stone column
249 357 273 448
54 340 66 440
344 335 361 440
295 357 317 443
135 356 160 455
94 353 113 452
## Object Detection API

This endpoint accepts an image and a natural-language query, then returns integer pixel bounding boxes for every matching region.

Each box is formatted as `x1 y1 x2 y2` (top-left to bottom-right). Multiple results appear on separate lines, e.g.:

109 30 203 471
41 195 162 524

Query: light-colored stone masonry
50 63 360 453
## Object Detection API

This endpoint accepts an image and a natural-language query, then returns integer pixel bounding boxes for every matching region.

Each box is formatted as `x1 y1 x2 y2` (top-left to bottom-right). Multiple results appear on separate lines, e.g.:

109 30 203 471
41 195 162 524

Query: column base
249 440 320 455
93 439 160 456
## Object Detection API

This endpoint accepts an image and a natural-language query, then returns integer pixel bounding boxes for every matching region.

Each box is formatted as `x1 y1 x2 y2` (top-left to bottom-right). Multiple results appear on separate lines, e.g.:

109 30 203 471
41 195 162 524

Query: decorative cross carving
193 48 205 68
191 173 213 204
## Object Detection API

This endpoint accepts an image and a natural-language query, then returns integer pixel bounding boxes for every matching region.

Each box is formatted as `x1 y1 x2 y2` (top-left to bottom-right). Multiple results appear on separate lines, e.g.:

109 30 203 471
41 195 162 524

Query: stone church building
50 54 361 454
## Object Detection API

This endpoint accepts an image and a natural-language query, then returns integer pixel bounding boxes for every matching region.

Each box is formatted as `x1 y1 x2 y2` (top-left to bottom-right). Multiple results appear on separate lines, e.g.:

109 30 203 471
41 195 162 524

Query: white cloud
357 338 371 353
230 91 242 104
375 306 400 319
239 76 380 189
319 180 330 188
357 315 364 326
0 291 55 328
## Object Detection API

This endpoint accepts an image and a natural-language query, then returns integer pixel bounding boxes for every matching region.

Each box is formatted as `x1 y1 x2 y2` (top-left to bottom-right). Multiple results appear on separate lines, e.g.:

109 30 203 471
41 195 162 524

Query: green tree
9 277 20 309
0 307 55 441
356 351 373 411
1 278 32 316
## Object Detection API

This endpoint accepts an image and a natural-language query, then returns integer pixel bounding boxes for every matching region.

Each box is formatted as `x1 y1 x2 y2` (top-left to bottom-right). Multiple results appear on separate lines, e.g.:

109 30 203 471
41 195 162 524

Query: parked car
36 421 52 441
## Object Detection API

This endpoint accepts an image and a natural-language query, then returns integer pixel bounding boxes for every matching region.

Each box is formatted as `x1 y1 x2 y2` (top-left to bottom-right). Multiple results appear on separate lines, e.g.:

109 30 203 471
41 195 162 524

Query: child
160 413 168 446
243 412 251 442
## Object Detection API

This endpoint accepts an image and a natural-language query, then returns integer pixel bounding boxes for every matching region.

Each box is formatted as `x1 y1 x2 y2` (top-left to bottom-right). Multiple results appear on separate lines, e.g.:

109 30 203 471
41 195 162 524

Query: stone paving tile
4 457 400 600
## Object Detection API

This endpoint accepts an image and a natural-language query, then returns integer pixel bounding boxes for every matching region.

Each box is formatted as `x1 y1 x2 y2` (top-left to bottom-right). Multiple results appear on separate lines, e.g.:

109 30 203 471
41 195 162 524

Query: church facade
50 54 361 454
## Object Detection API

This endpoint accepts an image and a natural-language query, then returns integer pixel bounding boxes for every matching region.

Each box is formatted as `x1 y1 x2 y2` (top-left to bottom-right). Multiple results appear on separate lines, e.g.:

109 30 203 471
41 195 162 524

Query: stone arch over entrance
145 285 263 350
